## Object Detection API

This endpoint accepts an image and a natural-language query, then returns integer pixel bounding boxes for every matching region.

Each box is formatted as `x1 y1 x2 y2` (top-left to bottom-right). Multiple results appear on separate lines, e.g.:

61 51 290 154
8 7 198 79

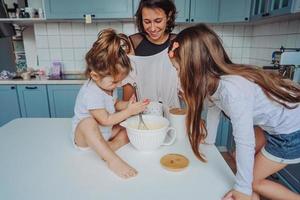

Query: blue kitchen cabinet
251 0 293 20
215 113 231 149
47 85 81 118
17 85 50 117
190 0 219 23
0 85 21 126
44 0 133 19
174 0 191 22
219 0 251 22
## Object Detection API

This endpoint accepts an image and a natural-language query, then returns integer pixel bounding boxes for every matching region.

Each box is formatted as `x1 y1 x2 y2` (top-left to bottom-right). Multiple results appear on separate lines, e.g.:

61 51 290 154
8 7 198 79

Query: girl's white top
72 80 117 134
205 75 300 195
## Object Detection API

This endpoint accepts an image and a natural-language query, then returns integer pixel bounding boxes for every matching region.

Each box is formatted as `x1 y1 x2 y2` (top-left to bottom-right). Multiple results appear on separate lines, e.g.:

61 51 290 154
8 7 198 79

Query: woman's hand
222 189 251 200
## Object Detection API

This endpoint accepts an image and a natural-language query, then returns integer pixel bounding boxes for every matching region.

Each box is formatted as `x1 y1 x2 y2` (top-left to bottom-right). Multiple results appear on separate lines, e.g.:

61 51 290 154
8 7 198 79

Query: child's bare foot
107 156 138 179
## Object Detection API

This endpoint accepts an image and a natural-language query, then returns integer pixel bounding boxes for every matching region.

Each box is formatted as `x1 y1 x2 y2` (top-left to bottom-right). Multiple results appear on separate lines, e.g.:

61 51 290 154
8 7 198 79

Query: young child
168 24 300 200
72 29 149 179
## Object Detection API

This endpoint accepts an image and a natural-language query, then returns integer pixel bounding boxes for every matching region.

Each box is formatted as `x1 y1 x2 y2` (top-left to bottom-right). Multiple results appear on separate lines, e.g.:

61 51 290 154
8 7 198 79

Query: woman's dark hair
135 0 177 34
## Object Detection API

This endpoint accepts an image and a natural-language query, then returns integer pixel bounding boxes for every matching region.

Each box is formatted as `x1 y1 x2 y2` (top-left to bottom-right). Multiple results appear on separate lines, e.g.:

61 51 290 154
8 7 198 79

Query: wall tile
85 35 97 49
97 22 111 31
37 49 50 61
232 37 244 47
222 36 233 48
74 48 86 61
233 25 244 37
60 36 73 48
48 35 61 48
109 22 123 33
72 35 86 48
47 23 59 35
223 25 234 36
49 49 62 61
62 48 74 61
72 23 85 35
85 24 98 35
35 35 49 48
59 23 72 35
34 23 47 35
122 22 136 35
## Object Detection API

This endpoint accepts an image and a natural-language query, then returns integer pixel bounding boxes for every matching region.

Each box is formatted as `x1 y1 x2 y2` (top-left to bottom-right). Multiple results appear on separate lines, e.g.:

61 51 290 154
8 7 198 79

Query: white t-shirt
72 80 117 135
206 75 300 195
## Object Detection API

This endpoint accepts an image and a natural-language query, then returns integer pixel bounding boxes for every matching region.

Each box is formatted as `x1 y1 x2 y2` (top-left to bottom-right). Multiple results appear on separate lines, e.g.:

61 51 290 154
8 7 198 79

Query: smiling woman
122 0 180 109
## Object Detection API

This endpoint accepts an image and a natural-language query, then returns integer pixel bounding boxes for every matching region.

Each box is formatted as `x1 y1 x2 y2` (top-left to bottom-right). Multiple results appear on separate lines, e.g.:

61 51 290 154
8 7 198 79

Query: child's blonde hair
85 28 132 79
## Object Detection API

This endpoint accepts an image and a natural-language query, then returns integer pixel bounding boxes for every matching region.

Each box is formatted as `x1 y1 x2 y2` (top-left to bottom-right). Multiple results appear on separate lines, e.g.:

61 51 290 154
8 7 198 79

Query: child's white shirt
72 80 117 135
205 75 300 196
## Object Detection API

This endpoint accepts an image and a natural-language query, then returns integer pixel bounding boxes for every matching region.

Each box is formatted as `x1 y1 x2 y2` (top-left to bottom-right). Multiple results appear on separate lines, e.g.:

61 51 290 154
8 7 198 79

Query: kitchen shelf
0 18 46 24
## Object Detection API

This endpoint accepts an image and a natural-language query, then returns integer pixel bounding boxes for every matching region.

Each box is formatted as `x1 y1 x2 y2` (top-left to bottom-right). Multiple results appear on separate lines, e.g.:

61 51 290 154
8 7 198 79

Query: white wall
30 22 253 73
25 17 300 73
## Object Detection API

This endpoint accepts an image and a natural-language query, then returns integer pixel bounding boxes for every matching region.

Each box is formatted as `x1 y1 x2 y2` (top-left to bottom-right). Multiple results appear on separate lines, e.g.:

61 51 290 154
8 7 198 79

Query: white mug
120 115 176 151
168 108 187 141
143 101 163 116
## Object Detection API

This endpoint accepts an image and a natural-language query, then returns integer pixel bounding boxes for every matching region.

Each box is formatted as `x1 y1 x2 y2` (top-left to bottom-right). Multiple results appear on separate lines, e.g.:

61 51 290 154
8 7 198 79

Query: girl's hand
222 189 251 200
126 99 150 116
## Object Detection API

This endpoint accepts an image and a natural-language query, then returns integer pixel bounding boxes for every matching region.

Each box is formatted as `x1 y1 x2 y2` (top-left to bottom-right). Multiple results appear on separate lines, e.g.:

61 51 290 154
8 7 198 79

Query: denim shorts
262 129 300 164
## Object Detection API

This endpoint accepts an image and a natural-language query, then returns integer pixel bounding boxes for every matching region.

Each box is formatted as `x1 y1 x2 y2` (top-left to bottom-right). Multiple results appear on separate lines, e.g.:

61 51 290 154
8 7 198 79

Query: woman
122 0 180 108
168 23 300 200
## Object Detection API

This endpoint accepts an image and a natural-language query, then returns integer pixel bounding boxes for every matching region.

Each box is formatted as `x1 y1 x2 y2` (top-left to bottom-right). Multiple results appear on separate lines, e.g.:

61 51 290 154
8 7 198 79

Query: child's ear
90 71 100 81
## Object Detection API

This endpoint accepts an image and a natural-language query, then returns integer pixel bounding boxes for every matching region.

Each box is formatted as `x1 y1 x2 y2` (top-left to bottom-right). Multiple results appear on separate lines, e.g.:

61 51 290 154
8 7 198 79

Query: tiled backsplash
27 18 300 73
249 18 300 66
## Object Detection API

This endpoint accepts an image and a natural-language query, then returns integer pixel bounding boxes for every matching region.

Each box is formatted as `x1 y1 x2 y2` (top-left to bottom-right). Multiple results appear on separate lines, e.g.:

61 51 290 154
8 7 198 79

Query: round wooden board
160 153 189 172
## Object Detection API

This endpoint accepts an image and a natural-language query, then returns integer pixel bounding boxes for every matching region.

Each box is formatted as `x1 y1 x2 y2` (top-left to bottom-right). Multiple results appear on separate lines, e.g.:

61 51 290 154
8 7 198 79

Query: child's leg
252 152 300 200
75 117 137 178
107 125 129 151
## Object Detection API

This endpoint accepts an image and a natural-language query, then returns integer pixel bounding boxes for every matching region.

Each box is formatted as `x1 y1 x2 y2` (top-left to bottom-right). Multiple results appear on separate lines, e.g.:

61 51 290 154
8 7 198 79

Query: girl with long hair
72 29 149 179
168 23 300 200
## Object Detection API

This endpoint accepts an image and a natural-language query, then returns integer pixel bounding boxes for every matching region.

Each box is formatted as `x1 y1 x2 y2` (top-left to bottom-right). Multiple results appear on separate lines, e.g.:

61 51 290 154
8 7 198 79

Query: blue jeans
262 130 300 164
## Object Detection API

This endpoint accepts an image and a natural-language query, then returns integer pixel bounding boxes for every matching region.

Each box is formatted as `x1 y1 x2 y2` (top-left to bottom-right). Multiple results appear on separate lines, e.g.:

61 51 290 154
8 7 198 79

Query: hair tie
168 42 179 58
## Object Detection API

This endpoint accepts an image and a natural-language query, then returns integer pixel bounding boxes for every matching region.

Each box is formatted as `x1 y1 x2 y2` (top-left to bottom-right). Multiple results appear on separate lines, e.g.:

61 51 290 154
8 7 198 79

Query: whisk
133 83 149 130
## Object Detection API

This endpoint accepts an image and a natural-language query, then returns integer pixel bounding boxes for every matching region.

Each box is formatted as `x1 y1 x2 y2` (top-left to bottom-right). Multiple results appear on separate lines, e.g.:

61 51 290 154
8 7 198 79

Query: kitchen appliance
0 0 16 73
263 46 300 83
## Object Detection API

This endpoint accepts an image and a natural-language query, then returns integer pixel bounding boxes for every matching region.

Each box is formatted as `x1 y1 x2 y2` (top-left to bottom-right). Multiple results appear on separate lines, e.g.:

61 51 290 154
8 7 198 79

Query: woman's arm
122 84 135 101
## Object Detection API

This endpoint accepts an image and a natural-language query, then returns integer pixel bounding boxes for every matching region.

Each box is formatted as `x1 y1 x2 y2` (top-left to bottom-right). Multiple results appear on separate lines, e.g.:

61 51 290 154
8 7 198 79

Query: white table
0 118 235 200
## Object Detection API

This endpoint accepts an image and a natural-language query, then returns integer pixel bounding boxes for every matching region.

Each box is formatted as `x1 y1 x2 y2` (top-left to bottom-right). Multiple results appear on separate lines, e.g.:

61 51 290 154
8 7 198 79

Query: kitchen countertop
0 78 86 84
0 118 235 200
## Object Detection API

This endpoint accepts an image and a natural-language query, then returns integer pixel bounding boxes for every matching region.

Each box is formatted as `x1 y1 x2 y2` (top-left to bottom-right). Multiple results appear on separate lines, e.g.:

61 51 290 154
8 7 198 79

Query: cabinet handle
185 18 189 22
262 13 270 17
191 19 194 22
244 17 248 21
10 86 15 90
25 86 38 90
83 14 95 18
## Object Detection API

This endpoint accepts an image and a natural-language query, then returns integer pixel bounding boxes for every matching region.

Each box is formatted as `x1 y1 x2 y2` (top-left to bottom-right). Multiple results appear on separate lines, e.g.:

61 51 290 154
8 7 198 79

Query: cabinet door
0 85 21 126
47 85 81 118
251 0 293 20
17 85 50 117
268 0 293 16
219 0 251 22
44 0 133 19
190 0 219 23
215 113 231 150
174 0 191 22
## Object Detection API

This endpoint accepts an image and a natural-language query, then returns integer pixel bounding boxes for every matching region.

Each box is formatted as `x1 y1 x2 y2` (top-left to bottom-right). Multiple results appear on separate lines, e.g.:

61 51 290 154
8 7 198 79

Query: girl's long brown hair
169 23 300 162
85 28 132 78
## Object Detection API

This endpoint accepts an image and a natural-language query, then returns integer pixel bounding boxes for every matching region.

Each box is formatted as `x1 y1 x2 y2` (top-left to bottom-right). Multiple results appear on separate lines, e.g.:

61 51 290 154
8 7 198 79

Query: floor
221 152 269 200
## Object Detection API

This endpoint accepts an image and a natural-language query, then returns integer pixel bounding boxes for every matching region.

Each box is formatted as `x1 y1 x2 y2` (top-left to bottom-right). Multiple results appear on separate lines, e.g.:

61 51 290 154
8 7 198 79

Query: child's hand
127 99 150 116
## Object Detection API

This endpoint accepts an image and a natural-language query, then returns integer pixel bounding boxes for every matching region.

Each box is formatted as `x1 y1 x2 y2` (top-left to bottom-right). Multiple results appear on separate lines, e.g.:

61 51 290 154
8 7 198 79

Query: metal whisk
133 83 149 130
